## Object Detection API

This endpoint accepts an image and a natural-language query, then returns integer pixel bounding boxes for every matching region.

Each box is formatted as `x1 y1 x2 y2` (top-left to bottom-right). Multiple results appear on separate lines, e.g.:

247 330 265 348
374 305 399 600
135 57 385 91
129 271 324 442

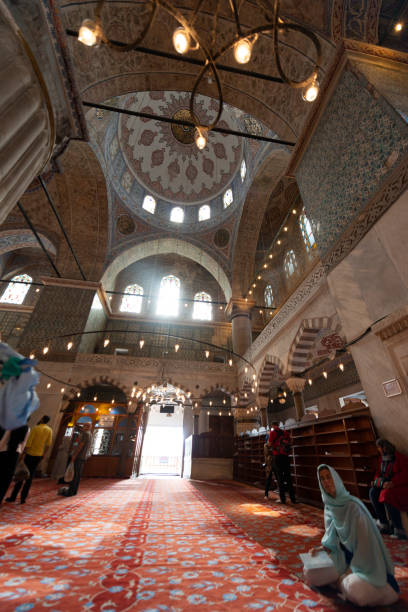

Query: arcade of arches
0 1 408 610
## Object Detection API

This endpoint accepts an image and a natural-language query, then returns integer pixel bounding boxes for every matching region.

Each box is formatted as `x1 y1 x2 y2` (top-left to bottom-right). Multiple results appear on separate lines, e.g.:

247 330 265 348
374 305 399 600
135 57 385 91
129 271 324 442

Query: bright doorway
139 403 184 475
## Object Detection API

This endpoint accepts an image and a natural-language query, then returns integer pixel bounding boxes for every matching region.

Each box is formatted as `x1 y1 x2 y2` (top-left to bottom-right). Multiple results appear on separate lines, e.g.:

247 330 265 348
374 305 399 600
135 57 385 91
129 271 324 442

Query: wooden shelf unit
233 409 377 506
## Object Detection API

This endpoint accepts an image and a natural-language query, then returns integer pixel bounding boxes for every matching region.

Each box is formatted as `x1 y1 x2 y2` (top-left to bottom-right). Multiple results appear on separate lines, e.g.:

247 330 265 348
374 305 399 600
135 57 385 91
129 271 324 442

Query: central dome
118 91 243 205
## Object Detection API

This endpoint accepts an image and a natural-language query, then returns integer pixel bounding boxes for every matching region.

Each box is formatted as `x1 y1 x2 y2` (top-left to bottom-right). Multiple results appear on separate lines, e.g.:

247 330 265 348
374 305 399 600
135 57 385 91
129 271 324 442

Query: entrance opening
139 403 184 475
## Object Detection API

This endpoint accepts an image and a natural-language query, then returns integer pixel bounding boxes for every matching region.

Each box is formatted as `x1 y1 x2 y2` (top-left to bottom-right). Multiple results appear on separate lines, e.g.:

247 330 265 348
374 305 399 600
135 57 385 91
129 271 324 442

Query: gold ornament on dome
171 109 198 145
76 0 322 148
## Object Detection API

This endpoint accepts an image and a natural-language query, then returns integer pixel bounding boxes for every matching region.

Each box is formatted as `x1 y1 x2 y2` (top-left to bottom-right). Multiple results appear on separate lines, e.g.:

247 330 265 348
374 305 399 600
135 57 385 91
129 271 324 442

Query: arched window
223 188 233 208
264 285 274 308
157 275 180 316
299 211 316 251
193 291 212 321
198 205 211 221
142 195 156 214
284 250 298 278
120 283 144 313
240 159 247 182
0 274 32 304
170 207 184 223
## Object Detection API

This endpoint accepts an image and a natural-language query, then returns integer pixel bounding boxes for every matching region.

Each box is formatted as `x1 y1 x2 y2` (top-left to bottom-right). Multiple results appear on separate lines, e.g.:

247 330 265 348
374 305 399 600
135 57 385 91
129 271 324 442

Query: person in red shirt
268 421 296 504
369 438 408 540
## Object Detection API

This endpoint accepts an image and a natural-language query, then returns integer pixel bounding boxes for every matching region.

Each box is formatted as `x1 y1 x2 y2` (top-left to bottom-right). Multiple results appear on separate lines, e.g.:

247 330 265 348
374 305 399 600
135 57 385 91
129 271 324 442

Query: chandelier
77 0 321 149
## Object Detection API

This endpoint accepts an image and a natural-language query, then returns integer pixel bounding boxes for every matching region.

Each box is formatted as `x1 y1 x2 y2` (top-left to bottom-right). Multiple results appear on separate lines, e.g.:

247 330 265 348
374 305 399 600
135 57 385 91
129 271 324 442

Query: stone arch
0 229 56 257
101 238 232 301
287 314 344 374
65 374 130 402
231 148 291 297
258 355 285 396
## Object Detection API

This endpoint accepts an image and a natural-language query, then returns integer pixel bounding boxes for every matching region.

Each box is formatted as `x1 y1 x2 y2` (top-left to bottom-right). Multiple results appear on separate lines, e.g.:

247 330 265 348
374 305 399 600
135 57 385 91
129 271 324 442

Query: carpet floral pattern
0 478 406 611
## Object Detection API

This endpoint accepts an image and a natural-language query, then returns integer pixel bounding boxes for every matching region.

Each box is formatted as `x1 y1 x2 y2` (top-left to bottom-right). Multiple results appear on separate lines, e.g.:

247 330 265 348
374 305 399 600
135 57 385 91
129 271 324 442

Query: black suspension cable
38 176 87 281
82 101 295 146
17 202 61 278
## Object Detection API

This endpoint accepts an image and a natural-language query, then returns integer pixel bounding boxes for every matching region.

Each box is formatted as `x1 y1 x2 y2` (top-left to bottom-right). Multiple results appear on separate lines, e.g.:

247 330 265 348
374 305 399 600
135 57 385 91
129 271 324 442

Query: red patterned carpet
0 477 406 611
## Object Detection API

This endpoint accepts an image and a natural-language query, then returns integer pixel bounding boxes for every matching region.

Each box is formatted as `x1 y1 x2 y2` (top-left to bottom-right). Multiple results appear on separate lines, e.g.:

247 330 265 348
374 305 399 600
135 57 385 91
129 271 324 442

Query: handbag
13 461 30 481
64 462 75 483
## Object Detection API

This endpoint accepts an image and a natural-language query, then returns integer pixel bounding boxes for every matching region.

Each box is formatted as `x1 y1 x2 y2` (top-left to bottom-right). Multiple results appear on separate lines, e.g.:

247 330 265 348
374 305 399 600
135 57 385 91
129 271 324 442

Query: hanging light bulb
292 209 297 214
223 398 226 405
277 240 281 245
219 411 222 416
394 22 403 32
174 343 180 352
207 411 210 415
139 339 145 349
205 350 210 359
339 363 345 372
228 412 231 416
252 283 256 288
252 374 256 381
268 253 273 259
67 341 73 351
104 338 110 347
43 346 49 355
284 226 288 232
263 263 268 269
195 126 208 150
46 382 51 389
61 387 65 393
244 392 248 398
308 378 313 386
302 73 320 102
78 19 102 47
254 406 258 411
209 401 213 406
93 395 97 401
111 398 115 404
172 27 192 54
233 37 254 64
245 367 248 373
323 371 328 379
77 391 81 398
29 353 35 359
228 358 233 366
277 388 286 404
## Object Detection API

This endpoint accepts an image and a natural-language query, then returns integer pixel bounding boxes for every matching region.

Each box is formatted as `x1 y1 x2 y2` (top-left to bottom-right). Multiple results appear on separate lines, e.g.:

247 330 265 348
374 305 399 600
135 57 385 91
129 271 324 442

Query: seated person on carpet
369 438 408 540
305 464 399 608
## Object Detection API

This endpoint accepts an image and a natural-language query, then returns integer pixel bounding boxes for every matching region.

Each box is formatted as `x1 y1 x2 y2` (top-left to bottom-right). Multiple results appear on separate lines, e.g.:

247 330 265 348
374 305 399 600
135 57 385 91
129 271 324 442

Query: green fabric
317 464 395 588
1 357 23 380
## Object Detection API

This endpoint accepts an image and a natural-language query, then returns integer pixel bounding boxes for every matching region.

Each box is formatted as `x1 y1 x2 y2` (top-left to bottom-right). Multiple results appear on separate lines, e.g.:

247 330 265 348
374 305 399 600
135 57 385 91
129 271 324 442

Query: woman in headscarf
370 438 408 539
304 464 399 607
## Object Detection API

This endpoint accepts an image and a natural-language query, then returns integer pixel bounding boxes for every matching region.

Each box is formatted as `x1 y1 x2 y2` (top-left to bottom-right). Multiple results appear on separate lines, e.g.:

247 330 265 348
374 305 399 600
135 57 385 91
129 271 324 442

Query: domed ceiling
86 90 289 276
118 91 242 205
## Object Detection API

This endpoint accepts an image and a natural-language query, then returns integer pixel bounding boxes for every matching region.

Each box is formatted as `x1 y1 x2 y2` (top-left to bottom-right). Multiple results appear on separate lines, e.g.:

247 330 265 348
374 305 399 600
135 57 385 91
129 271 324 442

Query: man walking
268 421 296 504
6 415 52 504
61 422 92 497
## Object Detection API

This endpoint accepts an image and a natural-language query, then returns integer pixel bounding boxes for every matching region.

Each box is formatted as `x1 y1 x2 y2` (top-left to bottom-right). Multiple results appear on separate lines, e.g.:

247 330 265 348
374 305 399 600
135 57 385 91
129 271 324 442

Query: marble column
226 298 255 357
0 2 54 222
286 377 306 420
257 394 269 428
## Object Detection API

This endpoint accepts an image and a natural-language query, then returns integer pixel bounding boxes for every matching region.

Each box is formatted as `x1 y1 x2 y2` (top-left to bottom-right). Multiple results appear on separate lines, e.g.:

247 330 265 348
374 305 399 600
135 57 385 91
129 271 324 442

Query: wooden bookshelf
233 408 377 507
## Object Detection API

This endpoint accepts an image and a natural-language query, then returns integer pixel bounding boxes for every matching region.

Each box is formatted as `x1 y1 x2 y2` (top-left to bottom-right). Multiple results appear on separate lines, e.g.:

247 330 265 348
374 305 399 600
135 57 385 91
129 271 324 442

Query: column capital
225 298 255 320
285 377 306 394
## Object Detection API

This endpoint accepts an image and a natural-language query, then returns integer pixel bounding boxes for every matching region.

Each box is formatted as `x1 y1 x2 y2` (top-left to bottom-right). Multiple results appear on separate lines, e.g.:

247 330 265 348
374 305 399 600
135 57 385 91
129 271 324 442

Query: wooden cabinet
234 409 378 507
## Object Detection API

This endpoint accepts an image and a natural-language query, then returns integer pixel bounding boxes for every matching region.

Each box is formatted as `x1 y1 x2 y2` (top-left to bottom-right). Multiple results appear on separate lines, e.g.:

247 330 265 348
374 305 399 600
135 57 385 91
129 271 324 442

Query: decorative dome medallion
118 91 243 205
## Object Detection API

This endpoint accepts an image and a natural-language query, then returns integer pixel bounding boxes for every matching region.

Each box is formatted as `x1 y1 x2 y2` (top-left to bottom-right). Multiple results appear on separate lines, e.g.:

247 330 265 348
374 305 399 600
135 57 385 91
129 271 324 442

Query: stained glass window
284 250 298 278
120 284 144 313
299 211 316 251
240 159 247 182
170 207 184 223
223 189 233 208
143 195 156 214
264 285 274 308
0 274 32 304
198 205 211 221
193 291 212 320
157 275 180 316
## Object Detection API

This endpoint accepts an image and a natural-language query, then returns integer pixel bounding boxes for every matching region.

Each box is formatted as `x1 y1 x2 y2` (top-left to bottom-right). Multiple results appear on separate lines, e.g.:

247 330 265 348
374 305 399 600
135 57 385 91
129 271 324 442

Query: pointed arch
287 315 344 374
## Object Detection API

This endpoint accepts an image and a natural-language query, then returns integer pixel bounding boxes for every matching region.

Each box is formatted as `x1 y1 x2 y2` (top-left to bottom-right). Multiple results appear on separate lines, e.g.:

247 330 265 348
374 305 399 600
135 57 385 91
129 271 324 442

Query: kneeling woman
305 465 399 607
